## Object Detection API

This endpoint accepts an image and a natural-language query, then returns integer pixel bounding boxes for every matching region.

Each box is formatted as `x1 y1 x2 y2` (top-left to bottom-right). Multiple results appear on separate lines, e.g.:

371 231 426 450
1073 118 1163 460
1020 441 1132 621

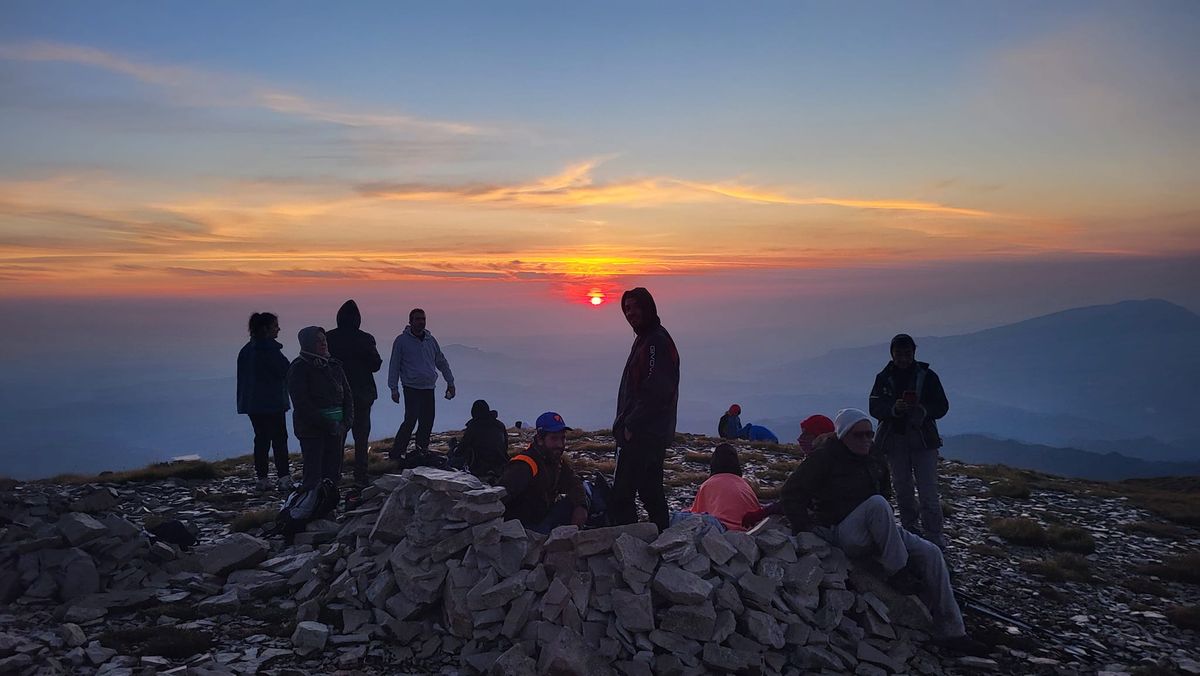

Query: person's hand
571 506 588 527
893 398 910 416
445 384 456 400
391 389 400 404
741 508 768 529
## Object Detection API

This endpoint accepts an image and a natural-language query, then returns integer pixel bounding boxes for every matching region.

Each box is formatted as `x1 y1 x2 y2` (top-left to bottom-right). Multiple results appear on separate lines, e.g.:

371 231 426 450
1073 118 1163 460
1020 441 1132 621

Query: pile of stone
257 467 939 675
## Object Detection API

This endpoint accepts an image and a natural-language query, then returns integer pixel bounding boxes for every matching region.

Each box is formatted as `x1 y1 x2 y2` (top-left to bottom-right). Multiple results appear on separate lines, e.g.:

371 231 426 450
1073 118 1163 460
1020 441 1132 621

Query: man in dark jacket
288 327 355 493
452 399 509 482
611 287 680 531
496 411 587 533
780 409 985 655
868 333 950 548
326 300 383 487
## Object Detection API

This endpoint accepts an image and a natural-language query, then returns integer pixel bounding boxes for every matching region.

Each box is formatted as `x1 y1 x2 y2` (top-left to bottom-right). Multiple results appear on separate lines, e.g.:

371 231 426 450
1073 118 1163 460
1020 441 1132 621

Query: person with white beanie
779 408 987 656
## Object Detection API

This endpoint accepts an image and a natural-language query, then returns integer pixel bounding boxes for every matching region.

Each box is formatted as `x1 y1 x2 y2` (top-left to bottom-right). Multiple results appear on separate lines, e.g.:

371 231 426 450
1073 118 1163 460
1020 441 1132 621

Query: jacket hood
336 300 361 330
470 399 492 419
621 287 661 334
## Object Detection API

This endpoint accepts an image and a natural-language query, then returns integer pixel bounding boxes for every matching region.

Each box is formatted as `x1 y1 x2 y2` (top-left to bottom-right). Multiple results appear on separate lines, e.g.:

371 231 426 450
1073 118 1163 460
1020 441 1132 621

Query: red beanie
800 414 835 436
729 404 741 415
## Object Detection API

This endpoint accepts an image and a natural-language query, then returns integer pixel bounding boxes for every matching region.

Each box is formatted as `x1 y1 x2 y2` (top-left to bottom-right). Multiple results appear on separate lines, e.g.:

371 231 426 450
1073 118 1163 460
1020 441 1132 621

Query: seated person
740 423 778 443
450 399 509 482
496 411 588 533
779 408 987 656
797 414 835 456
687 444 763 532
718 404 742 439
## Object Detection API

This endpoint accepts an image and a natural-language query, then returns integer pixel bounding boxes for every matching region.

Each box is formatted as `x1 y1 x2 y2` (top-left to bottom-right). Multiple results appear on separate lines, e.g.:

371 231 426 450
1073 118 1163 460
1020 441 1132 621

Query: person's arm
387 335 402 399
558 460 588 526
496 460 533 506
619 332 678 437
366 335 383 374
779 452 824 532
433 338 454 386
340 369 355 429
868 372 899 421
923 370 949 420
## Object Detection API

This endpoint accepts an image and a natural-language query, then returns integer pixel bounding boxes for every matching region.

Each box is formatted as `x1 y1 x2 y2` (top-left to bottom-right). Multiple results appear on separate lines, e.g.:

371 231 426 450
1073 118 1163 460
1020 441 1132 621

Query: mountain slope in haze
771 299 1200 445
939 434 1200 481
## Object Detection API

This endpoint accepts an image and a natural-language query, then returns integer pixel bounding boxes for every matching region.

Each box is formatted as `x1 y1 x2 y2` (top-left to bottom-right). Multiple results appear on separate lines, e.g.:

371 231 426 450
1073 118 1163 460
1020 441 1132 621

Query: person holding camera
868 333 950 549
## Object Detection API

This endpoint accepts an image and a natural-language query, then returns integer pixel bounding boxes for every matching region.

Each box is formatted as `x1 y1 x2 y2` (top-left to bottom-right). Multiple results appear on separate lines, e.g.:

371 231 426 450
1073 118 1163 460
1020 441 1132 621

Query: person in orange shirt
687 444 763 532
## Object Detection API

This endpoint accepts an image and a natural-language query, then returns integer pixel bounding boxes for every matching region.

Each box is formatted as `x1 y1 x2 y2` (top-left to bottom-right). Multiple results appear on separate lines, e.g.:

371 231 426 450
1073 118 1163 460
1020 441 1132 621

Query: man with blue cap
496 411 588 533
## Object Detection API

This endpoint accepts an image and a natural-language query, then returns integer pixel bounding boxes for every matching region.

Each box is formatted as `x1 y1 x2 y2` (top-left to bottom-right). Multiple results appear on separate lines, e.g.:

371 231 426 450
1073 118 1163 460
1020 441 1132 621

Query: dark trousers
248 413 290 479
391 386 435 458
610 442 669 531
350 398 373 484
299 434 344 492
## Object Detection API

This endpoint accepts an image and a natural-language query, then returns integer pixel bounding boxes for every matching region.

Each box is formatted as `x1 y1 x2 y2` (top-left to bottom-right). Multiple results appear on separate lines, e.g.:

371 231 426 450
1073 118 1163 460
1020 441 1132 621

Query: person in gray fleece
288 326 355 492
387 308 455 459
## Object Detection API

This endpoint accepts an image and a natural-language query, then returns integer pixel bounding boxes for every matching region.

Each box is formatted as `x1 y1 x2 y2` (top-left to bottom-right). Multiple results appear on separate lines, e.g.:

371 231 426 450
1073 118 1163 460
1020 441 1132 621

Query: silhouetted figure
718 404 742 439
236 312 292 492
779 409 985 656
869 333 950 549
610 287 680 531
451 399 509 482
387 308 455 459
288 327 354 494
686 444 763 532
496 412 587 533
326 300 383 487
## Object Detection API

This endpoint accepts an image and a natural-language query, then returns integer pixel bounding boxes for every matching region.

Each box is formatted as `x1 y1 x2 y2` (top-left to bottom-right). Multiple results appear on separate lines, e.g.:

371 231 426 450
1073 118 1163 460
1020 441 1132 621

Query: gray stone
58 548 100 601
406 466 485 493
699 529 737 565
198 589 241 615
56 513 108 546
538 626 610 676
199 533 269 576
365 570 397 608
60 623 87 648
478 571 528 609
723 530 758 564
490 645 538 676
858 641 903 673
612 589 655 633
369 489 409 543
0 655 33 673
225 569 287 598
661 601 717 641
701 642 760 672
743 609 785 649
737 572 779 610
798 646 844 671
956 656 1000 671
85 640 116 666
574 523 657 557
71 488 120 513
502 591 537 639
613 533 658 573
290 621 330 655
652 565 712 605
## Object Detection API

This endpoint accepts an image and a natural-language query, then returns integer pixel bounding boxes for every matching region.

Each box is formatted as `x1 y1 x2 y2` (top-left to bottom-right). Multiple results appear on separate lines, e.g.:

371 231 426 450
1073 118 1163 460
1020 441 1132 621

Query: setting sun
590 295 604 306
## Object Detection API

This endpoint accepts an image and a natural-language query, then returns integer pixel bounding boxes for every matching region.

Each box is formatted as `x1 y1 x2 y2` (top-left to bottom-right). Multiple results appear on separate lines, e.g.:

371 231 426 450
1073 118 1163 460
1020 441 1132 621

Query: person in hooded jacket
869 333 950 549
718 404 742 439
387 308 455 459
454 399 509 482
326 300 383 487
611 287 680 531
288 327 355 493
236 312 293 492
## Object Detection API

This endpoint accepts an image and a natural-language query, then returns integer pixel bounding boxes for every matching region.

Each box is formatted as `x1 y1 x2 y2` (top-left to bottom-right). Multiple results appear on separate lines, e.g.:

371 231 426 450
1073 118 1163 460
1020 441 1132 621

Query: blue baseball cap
535 411 571 433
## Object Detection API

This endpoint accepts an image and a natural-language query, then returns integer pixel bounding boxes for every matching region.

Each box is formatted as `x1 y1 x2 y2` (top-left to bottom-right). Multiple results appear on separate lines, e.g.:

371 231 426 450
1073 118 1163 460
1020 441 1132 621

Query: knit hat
297 326 325 353
800 414 835 437
833 408 872 440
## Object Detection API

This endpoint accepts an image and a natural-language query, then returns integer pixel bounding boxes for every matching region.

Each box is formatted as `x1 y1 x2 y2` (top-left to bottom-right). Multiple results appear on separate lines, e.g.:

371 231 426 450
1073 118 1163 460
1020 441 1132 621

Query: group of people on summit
236 288 983 654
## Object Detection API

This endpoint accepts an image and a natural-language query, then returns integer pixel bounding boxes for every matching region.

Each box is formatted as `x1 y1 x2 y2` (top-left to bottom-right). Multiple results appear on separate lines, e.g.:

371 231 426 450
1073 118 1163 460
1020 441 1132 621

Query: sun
590 296 603 306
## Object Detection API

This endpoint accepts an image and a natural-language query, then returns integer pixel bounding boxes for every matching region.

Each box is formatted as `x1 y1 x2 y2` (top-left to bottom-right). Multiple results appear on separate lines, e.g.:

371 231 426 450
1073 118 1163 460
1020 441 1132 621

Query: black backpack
272 478 339 541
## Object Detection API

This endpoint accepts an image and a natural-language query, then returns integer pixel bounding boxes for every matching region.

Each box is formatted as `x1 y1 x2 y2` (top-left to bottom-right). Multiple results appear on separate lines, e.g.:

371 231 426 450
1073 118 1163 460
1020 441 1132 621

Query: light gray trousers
817 495 965 638
885 429 944 546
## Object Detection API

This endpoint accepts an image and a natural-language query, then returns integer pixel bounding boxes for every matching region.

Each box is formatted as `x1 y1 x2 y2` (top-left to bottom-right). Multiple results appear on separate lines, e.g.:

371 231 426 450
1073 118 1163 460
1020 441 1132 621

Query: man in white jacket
387 308 455 459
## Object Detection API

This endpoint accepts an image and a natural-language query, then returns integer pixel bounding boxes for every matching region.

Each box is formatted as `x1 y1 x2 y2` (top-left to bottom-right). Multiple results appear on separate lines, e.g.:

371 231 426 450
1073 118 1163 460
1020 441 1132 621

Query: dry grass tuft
229 508 278 533
1166 605 1200 631
1121 521 1191 541
989 517 1047 546
989 480 1031 499
1046 525 1097 554
1021 553 1093 582
1138 551 1200 585
53 461 221 485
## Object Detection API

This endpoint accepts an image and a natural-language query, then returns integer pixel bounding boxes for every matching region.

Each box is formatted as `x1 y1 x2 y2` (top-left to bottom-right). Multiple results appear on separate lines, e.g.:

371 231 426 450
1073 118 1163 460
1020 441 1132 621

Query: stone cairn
0 468 941 675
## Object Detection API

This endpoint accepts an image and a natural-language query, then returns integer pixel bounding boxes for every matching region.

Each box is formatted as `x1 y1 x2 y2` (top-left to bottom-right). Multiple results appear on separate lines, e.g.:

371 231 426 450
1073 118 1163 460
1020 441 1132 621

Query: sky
1 0 1197 301
1 1 1199 476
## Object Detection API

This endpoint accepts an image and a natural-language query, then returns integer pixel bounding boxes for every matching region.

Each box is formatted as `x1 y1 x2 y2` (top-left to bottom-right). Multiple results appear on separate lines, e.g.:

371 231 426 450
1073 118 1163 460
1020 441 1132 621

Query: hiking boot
933 634 991 657
255 477 272 492
887 561 925 596
278 474 294 492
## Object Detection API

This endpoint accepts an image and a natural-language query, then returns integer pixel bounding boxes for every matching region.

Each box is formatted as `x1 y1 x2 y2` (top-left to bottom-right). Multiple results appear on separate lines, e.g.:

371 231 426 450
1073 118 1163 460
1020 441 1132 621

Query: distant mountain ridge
940 434 1200 481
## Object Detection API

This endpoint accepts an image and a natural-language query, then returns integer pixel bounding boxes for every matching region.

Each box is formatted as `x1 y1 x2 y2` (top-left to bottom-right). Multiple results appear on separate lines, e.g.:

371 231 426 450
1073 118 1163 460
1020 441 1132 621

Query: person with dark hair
869 333 950 549
452 399 509 482
611 287 680 531
779 408 986 656
236 312 293 492
496 412 587 533
685 443 763 532
718 404 742 439
288 327 355 494
387 308 455 459
326 300 383 487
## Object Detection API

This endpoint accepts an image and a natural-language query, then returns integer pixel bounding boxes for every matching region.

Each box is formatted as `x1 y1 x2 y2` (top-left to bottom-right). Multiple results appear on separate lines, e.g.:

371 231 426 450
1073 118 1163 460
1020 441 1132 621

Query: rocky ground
0 429 1196 675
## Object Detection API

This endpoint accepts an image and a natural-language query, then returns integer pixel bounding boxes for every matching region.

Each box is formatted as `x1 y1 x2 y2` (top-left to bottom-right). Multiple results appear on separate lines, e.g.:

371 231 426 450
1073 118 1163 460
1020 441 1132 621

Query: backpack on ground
271 478 339 541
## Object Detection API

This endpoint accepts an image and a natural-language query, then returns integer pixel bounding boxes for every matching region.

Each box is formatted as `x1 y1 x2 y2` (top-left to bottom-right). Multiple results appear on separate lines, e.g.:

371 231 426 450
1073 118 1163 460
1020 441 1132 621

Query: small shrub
56 461 220 485
1166 605 1200 631
664 471 710 488
1046 526 1096 554
229 508 278 533
989 517 1047 546
570 441 616 455
1138 551 1200 584
1021 553 1092 582
683 451 711 465
1122 577 1170 598
967 543 1007 558
1122 521 1190 541
990 480 1031 499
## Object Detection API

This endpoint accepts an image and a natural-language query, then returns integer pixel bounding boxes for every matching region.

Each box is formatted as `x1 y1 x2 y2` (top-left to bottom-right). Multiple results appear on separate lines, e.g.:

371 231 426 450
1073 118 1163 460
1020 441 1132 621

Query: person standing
288 327 354 493
610 287 680 531
868 333 950 548
236 312 293 492
387 308 455 459
718 404 742 439
326 300 383 487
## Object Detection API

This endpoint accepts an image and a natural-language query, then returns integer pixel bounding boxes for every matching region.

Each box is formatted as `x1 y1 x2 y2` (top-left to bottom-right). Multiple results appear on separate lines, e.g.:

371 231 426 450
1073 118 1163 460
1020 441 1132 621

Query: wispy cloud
0 41 486 136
